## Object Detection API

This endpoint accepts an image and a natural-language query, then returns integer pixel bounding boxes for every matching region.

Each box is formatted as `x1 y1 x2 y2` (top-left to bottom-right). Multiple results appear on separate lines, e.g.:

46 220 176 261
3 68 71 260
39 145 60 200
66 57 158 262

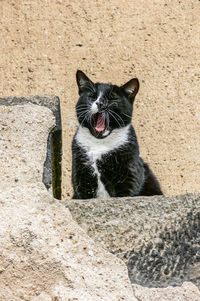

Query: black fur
72 70 162 199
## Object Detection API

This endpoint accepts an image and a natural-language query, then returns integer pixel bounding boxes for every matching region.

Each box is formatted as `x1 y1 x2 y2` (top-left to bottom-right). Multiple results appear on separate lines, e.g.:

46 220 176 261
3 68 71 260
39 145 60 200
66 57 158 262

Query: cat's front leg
72 158 98 199
96 152 131 197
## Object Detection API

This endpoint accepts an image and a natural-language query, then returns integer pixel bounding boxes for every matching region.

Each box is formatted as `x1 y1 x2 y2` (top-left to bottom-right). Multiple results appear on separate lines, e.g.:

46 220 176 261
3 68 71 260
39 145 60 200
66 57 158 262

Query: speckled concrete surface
132 282 200 301
0 95 62 197
0 0 200 198
0 104 55 189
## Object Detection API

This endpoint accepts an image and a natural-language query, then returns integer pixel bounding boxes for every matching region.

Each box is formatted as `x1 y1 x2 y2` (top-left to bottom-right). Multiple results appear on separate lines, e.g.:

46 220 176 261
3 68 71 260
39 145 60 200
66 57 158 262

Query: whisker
78 113 88 119
105 111 110 131
80 111 90 127
89 112 93 129
110 110 125 124
76 108 89 115
76 108 89 113
108 111 123 128
108 109 125 127
76 103 89 106
122 112 132 118
107 101 117 108
76 105 90 109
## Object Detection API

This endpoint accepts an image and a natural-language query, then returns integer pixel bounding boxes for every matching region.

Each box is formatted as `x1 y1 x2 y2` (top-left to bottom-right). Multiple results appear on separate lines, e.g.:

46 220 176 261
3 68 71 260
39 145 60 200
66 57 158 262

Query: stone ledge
66 194 200 289
0 96 62 199
0 95 61 129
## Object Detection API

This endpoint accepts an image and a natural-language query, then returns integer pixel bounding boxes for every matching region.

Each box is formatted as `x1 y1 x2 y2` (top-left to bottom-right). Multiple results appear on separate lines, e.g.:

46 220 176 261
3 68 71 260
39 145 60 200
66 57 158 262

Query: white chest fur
75 125 130 198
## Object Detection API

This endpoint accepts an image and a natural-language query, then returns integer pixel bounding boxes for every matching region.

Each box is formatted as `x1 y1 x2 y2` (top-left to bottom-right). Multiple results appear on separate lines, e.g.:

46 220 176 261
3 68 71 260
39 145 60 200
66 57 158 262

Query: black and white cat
72 70 162 199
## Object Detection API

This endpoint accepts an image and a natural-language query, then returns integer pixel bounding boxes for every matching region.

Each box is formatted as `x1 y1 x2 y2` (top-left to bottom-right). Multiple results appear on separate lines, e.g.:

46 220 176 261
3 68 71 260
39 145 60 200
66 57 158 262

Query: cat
71 70 162 199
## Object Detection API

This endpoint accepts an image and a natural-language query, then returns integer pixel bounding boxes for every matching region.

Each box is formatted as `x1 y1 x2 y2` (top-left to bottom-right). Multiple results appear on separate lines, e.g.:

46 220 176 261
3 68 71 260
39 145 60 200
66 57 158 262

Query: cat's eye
89 92 97 100
109 92 119 100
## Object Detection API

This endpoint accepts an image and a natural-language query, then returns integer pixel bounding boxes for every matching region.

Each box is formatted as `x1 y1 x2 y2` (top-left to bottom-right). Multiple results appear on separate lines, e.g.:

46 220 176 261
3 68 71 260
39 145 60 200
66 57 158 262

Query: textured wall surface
66 194 200 289
0 0 200 198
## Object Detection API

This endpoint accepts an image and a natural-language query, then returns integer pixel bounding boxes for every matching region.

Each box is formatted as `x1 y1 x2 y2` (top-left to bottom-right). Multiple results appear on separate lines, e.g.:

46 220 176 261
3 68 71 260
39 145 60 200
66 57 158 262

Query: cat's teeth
102 130 110 136
95 127 104 132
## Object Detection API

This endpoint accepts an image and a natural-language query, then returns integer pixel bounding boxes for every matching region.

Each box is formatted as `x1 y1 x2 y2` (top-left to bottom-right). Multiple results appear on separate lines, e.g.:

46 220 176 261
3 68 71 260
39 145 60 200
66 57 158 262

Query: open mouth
94 113 106 133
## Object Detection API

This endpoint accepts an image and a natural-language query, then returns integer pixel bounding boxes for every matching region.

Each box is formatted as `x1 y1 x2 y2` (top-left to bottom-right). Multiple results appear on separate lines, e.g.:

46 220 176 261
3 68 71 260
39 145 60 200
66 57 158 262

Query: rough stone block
66 194 200 289
0 96 62 199
0 98 135 300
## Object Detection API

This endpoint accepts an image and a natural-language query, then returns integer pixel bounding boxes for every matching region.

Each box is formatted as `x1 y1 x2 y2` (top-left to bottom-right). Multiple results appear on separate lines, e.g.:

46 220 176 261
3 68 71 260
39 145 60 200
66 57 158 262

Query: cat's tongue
95 113 105 132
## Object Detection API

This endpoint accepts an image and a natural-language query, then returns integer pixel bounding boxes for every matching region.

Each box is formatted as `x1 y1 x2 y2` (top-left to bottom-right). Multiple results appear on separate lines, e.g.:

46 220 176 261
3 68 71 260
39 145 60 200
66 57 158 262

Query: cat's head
76 70 139 139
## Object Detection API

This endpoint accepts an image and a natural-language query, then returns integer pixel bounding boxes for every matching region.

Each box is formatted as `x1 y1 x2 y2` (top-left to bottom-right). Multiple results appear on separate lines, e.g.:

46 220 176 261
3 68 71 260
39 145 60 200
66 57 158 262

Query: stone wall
67 194 200 288
0 97 199 300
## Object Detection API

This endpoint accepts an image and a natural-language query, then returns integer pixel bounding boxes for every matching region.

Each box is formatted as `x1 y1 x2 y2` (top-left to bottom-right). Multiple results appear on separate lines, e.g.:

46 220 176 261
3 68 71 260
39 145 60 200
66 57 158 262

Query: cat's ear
76 70 94 94
121 78 139 102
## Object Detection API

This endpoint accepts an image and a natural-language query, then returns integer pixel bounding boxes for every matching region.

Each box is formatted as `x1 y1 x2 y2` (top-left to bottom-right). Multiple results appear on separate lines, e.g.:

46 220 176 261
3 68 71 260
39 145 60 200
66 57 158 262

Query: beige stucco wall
0 0 199 198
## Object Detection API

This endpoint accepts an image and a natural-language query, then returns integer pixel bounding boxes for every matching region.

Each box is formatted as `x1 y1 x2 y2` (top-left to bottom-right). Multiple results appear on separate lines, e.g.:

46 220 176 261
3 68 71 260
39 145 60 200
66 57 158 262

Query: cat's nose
97 100 105 111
